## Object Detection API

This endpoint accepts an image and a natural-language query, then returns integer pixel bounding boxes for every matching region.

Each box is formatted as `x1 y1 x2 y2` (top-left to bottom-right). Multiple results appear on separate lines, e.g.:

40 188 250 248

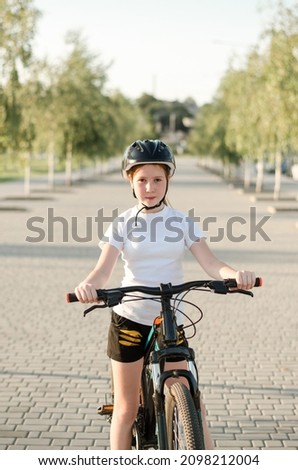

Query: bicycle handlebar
66 277 262 307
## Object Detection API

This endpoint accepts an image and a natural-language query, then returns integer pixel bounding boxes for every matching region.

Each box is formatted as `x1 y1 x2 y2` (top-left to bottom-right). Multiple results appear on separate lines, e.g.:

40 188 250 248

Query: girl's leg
110 358 143 450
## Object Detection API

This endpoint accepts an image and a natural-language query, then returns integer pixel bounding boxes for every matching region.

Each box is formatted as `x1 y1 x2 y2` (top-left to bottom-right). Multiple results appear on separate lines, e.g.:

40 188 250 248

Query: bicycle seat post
160 283 177 345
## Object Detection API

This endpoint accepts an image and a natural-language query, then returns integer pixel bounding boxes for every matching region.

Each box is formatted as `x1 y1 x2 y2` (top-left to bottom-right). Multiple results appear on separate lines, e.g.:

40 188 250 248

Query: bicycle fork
150 347 201 449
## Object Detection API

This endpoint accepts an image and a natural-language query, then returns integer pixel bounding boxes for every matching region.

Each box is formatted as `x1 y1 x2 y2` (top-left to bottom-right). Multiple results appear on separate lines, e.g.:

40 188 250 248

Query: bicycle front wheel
165 382 205 449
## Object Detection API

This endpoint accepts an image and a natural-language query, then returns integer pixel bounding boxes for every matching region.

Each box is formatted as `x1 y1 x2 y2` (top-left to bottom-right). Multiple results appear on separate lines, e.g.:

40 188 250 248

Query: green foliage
104 92 151 156
188 1 298 173
53 32 108 160
0 0 40 155
1 0 297 187
0 0 40 73
0 4 153 177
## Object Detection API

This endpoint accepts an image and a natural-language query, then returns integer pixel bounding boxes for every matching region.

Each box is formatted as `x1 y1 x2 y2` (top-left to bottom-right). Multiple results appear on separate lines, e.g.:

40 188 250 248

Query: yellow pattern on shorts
176 330 185 345
119 329 143 347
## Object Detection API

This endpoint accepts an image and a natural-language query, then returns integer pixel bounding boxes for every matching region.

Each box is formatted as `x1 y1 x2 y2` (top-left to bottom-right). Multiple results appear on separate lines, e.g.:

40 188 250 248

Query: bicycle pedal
98 404 113 415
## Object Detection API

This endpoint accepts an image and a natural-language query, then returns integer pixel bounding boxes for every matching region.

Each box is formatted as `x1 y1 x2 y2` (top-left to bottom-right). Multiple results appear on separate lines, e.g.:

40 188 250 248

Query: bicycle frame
136 286 202 449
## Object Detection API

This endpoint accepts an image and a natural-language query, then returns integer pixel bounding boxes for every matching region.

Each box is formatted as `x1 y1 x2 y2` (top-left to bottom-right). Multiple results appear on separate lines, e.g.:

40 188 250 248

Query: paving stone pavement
0 157 297 450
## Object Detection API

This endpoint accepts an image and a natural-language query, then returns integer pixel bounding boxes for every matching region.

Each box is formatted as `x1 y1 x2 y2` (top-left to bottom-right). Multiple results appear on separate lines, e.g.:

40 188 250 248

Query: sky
33 0 296 106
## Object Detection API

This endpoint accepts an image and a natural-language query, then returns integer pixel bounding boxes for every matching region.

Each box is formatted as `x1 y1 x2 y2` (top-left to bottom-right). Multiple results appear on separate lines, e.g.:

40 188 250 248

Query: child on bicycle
74 139 256 450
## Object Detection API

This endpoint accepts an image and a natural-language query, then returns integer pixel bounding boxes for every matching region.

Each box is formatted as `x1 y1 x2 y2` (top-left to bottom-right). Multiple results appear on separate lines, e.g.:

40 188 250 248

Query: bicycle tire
165 382 205 449
131 421 142 450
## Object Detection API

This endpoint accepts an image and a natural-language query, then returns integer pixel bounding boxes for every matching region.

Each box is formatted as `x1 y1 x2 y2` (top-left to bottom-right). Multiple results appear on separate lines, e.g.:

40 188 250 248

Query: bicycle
66 277 262 450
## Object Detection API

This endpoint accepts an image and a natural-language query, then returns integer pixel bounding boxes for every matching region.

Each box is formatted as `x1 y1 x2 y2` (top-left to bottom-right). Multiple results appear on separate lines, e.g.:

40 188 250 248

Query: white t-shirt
99 205 205 325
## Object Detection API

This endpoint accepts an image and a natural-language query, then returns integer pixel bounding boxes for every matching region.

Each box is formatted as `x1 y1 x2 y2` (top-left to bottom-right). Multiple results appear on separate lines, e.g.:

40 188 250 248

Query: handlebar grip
66 292 78 303
226 277 263 288
65 289 106 304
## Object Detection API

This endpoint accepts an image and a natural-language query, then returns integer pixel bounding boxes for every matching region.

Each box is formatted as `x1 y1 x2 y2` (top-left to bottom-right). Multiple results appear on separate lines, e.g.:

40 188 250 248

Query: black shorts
107 310 188 363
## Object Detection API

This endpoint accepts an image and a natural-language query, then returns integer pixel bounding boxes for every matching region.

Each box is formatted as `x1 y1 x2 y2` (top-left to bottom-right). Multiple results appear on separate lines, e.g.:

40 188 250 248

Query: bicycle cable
172 288 204 339
118 290 204 340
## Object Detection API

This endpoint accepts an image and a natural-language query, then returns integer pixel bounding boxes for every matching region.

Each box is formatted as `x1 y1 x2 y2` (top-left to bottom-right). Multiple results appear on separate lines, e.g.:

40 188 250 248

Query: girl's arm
190 239 256 290
75 243 120 303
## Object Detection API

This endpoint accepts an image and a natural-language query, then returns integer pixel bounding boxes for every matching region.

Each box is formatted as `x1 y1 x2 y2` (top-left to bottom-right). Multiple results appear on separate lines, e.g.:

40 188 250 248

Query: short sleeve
98 216 125 251
183 214 206 248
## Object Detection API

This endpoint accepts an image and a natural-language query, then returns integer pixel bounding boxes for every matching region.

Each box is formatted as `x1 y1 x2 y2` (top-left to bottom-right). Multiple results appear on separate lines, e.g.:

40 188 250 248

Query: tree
222 52 267 191
54 31 109 185
0 0 40 158
188 1 298 197
0 83 8 153
26 60 64 191
104 92 151 156
188 98 240 178
260 3 298 198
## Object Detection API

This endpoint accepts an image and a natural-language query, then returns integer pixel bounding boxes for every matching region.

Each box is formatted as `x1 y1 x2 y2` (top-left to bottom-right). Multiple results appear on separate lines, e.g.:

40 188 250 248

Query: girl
74 139 256 449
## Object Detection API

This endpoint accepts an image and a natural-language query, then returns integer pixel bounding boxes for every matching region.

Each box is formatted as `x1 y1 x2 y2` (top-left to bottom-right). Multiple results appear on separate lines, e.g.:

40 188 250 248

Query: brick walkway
0 157 297 449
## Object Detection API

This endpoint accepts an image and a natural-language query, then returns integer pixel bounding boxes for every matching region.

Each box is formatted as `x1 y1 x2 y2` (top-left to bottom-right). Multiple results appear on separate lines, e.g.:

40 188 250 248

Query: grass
0 154 61 182
0 153 101 183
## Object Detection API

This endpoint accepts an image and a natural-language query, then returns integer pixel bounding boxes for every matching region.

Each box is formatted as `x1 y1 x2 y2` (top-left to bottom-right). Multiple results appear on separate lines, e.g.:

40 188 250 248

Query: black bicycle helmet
122 139 176 179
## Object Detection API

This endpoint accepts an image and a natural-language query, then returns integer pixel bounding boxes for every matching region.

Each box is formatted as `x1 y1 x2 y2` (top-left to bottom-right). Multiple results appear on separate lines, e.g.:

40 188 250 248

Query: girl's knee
113 402 138 426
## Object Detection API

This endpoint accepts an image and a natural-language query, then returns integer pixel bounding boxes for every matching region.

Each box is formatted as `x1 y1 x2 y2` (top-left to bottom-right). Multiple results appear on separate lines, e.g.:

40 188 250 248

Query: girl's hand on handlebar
235 270 256 290
75 283 100 303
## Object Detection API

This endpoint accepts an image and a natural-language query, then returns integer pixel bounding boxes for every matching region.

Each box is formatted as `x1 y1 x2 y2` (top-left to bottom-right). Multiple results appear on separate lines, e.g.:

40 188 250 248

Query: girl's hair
127 163 171 206
127 163 171 179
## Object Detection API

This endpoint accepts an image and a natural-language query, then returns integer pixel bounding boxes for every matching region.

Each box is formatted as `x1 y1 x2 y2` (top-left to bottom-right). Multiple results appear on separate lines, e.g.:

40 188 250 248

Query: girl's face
130 164 168 211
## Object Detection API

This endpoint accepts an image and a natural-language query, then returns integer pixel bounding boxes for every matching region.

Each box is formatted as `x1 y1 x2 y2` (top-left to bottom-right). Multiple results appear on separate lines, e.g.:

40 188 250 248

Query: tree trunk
255 157 264 193
65 141 73 186
273 151 282 201
47 139 55 191
24 150 31 196
223 157 230 180
243 156 251 190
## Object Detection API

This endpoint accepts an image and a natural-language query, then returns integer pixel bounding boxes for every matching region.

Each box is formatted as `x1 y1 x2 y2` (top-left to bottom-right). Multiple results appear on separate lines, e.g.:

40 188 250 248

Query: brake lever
209 281 254 297
83 303 107 317
230 289 254 297
83 289 125 316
